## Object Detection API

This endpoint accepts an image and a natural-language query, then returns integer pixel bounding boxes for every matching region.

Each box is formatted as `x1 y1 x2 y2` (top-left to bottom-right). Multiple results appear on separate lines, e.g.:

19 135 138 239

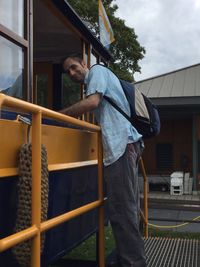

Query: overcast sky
115 0 200 81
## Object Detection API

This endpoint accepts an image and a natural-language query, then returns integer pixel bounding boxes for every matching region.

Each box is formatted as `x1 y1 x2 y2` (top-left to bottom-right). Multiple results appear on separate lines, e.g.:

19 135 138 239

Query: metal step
54 238 200 267
145 237 200 267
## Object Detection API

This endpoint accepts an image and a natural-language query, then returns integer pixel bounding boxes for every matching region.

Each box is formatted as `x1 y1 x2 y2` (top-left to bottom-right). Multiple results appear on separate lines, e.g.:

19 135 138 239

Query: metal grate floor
55 237 200 267
144 237 200 267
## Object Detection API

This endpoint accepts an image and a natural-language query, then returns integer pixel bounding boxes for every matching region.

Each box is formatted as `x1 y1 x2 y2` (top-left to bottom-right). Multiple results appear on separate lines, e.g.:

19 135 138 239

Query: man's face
63 58 88 83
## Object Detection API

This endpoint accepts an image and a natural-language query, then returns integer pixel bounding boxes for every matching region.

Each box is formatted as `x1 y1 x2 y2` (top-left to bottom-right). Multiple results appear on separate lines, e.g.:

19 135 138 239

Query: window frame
0 0 32 101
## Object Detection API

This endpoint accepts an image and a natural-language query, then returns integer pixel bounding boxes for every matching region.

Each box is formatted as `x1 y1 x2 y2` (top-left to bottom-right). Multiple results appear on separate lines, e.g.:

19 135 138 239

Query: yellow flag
98 0 115 48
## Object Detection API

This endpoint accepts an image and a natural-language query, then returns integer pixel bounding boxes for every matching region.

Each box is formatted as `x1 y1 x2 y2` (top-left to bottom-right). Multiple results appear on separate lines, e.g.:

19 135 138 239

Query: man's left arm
60 93 101 117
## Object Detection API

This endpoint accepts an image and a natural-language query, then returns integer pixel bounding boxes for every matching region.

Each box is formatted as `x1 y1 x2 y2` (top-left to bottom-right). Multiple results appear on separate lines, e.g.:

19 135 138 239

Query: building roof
135 63 200 106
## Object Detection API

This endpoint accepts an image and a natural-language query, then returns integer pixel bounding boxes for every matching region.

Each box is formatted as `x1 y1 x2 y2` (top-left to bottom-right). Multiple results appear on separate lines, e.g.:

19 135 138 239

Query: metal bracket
16 115 32 143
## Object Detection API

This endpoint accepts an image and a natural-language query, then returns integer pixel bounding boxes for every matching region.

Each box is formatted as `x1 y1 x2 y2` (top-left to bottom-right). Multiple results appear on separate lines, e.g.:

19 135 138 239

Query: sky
115 0 200 81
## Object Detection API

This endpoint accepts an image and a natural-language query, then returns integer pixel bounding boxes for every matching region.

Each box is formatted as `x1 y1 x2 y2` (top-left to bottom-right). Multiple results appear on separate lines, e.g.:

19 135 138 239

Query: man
61 56 147 267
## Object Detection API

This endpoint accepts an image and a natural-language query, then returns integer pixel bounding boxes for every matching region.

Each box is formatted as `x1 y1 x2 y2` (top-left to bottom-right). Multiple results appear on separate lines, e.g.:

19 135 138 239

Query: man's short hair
62 54 83 72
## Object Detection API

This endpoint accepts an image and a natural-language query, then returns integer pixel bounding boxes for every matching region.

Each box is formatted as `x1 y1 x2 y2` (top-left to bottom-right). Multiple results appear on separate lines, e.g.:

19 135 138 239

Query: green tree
67 0 145 81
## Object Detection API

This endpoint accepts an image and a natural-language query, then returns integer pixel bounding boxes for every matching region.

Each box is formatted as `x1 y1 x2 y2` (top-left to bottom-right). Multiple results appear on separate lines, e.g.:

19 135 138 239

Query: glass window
156 143 173 171
61 74 81 108
36 74 48 108
0 36 24 99
0 0 24 37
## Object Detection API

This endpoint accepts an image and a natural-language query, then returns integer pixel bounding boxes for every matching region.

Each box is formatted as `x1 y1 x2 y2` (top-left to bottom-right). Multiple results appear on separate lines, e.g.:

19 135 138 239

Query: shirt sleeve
85 65 108 97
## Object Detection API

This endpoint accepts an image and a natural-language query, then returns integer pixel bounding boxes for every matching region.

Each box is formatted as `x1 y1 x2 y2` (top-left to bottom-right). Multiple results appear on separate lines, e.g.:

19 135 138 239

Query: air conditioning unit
170 172 183 195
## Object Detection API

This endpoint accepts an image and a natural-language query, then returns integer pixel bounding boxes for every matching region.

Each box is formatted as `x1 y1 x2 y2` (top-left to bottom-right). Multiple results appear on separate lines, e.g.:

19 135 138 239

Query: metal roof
135 63 200 106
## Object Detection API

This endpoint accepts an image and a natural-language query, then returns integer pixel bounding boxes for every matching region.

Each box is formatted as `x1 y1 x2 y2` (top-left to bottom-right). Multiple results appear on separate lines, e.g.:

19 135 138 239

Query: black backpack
104 79 160 139
90 64 160 139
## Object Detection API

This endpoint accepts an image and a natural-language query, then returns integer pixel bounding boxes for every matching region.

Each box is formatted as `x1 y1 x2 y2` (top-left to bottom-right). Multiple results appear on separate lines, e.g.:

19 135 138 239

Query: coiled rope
12 143 49 267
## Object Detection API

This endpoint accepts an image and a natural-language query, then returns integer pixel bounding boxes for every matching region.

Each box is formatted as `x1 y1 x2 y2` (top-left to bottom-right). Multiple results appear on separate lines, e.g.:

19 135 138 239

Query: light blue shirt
85 65 142 166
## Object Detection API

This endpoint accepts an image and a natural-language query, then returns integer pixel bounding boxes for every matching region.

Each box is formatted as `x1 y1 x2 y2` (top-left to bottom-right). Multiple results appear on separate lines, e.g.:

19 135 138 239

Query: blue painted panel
0 165 104 266
0 109 81 129
42 166 99 266
0 177 19 267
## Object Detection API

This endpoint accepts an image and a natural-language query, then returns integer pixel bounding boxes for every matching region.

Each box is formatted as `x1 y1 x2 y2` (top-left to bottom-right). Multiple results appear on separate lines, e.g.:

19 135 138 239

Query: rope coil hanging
12 117 49 267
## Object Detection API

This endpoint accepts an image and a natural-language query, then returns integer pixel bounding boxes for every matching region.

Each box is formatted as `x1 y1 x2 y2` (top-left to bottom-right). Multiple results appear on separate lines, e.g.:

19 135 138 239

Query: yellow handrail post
31 111 42 267
139 157 148 238
97 131 105 267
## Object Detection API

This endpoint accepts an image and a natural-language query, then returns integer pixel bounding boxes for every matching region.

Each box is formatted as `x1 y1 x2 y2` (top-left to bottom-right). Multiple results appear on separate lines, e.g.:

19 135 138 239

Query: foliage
50 226 115 266
62 74 81 107
37 74 49 108
67 0 145 81
149 228 200 240
64 225 116 261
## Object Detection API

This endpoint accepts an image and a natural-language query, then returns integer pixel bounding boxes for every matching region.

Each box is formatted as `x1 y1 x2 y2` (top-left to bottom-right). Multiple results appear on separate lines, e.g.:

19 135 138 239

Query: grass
148 227 200 239
50 224 200 266
64 225 116 261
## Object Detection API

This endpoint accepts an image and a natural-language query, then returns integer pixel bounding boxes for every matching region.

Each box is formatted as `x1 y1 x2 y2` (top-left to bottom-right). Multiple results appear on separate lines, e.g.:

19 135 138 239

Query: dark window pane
61 74 80 108
36 74 48 108
156 143 173 171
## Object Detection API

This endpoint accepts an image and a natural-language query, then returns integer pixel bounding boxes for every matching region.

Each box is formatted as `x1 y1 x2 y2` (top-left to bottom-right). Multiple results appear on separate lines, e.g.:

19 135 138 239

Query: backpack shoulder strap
90 63 117 78
90 64 132 123
103 95 132 124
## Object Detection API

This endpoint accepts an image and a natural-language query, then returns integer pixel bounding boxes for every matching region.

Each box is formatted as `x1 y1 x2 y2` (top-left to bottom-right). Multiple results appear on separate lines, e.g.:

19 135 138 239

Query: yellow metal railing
0 93 149 266
0 94 104 267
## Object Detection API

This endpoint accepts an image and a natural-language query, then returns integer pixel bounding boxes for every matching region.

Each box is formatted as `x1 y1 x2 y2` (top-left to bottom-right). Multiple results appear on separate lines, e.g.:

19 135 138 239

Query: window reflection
0 0 24 37
36 74 48 108
0 36 24 99
61 74 80 108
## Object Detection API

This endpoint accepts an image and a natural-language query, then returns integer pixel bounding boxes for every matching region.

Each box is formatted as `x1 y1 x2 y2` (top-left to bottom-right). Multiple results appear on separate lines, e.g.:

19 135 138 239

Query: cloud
115 0 200 81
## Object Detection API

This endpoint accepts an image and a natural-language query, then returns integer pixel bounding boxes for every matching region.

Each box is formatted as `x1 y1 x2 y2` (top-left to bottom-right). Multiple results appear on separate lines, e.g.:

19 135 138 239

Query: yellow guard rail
0 94 104 267
0 93 148 267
